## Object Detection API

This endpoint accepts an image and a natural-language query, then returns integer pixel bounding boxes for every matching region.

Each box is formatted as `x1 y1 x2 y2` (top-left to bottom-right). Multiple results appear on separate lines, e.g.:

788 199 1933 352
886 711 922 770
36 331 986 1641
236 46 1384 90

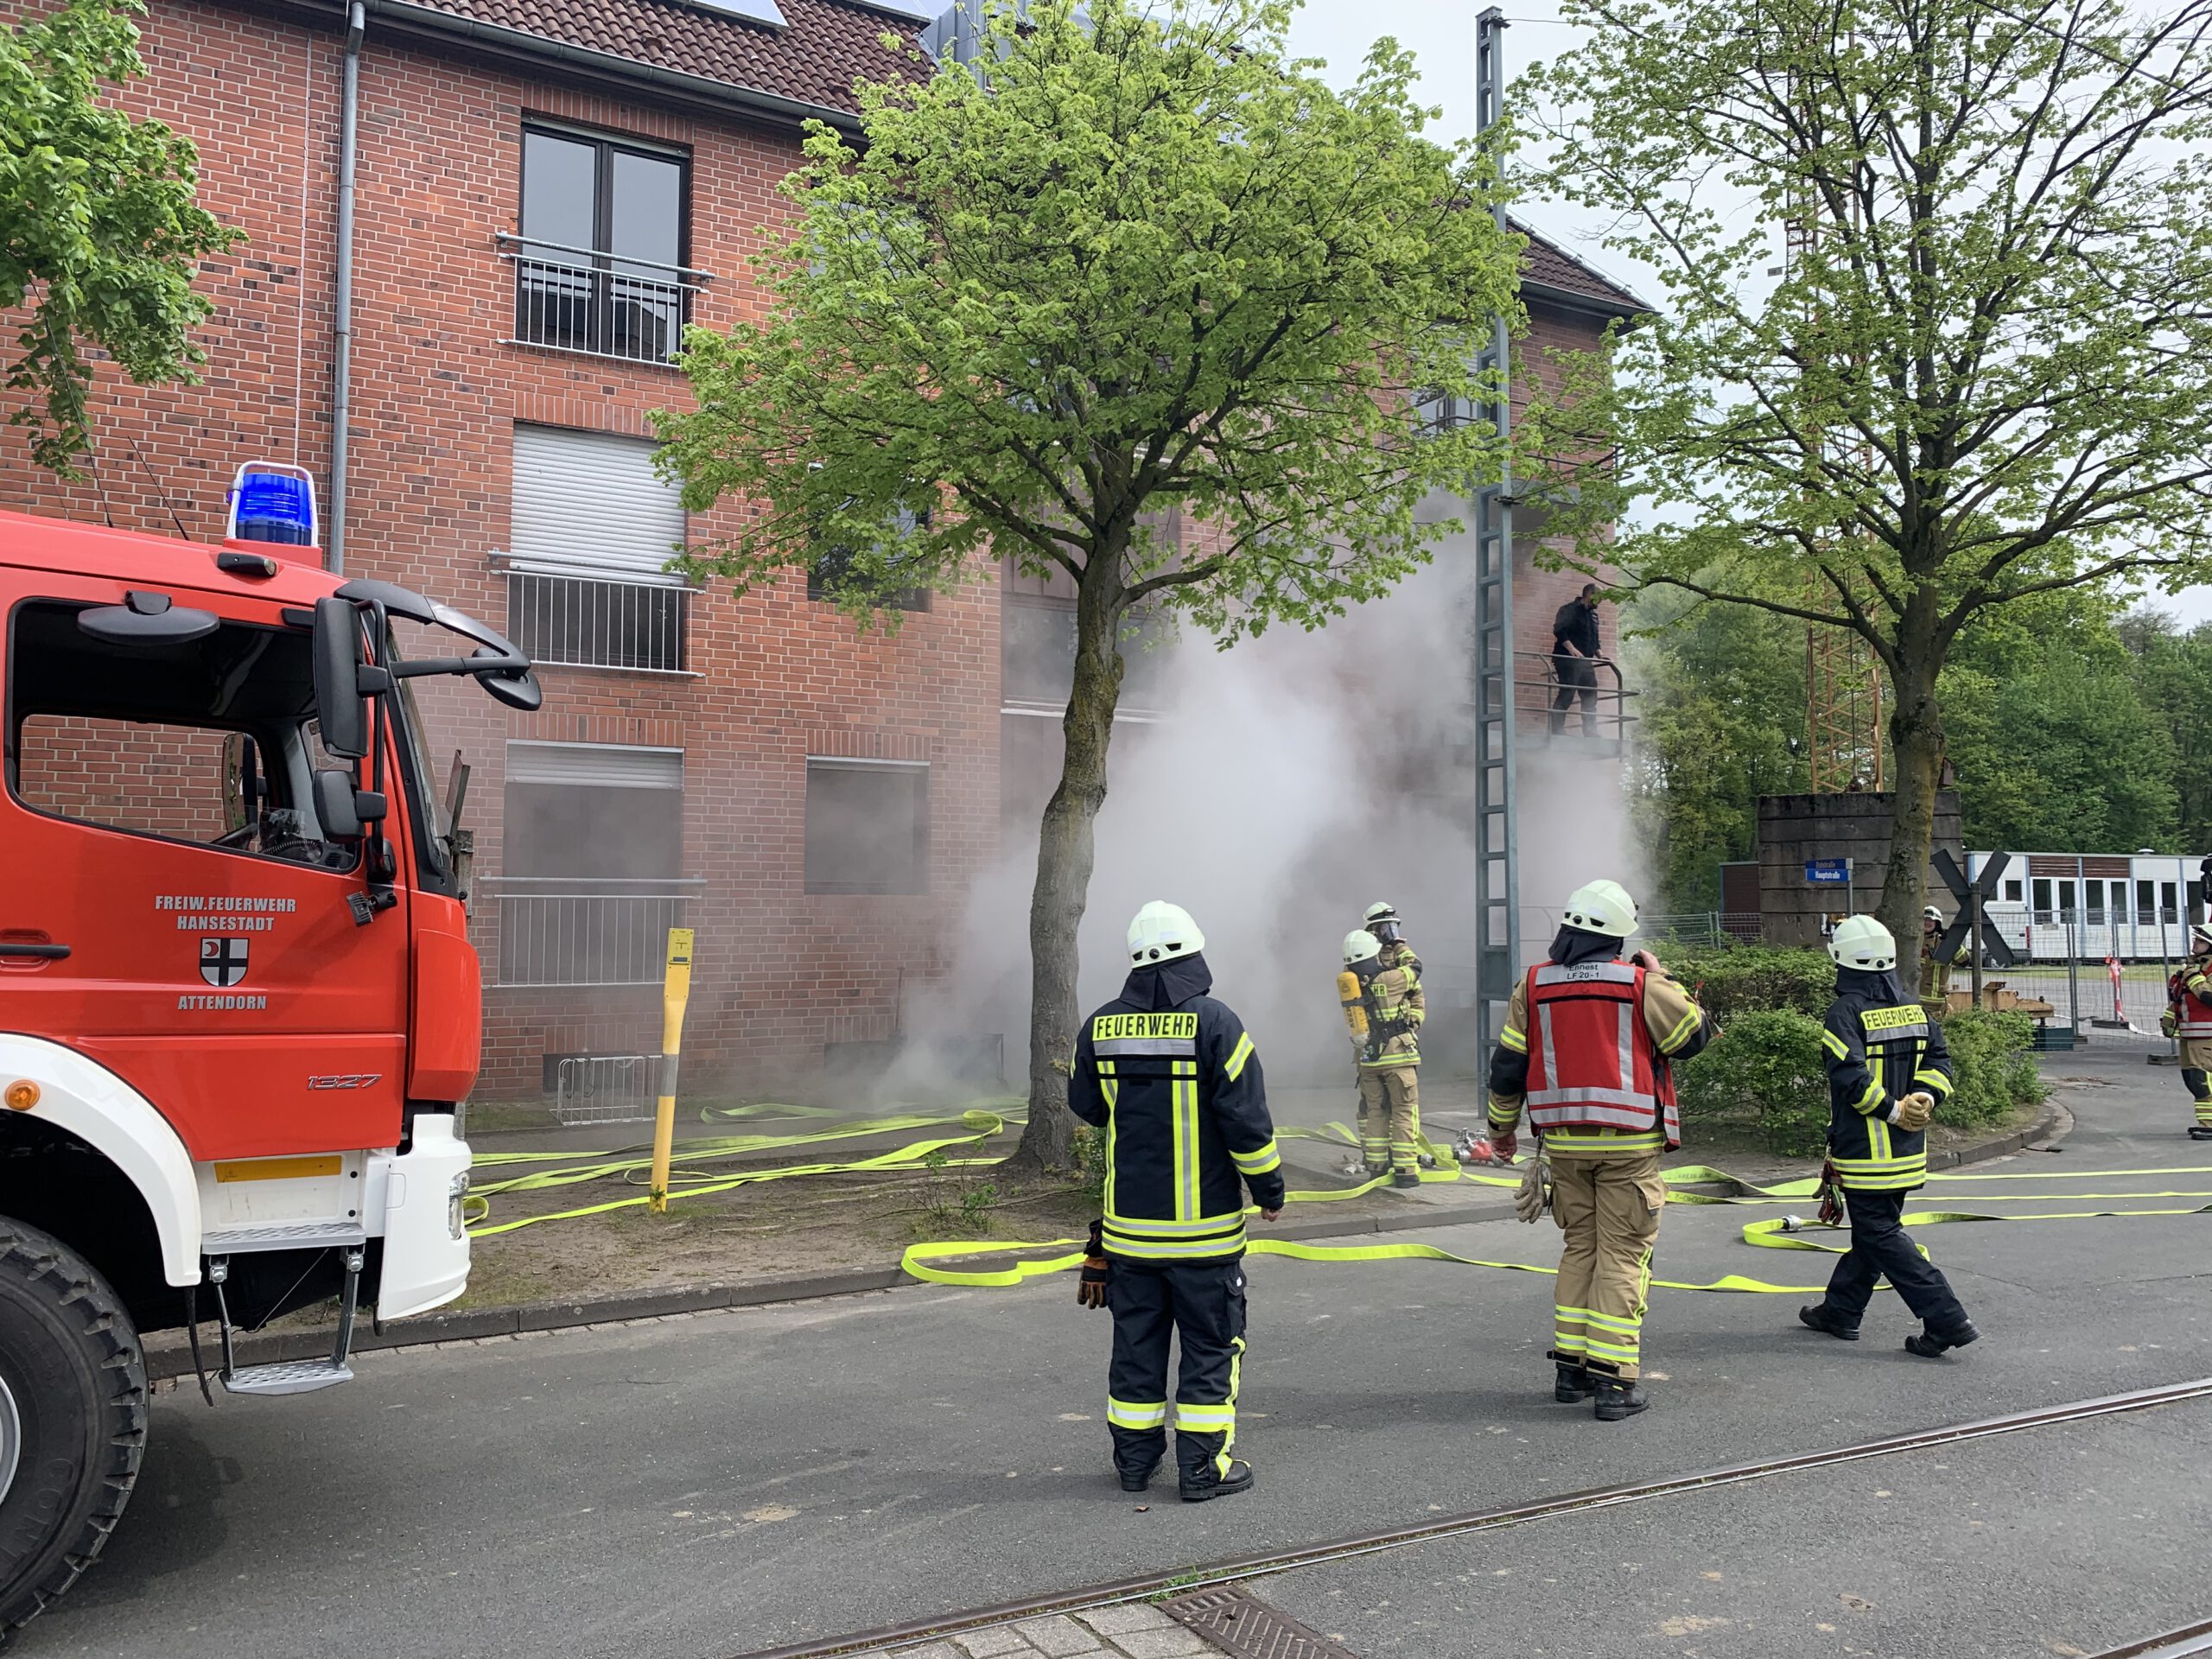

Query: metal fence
491 878 702 987
499 233 709 365
1639 912 1766 948
507 570 692 674
551 1053 658 1126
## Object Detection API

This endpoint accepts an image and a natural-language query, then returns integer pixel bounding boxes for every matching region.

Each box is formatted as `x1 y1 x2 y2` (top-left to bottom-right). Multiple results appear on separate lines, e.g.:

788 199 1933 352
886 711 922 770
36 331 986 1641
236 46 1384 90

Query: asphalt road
20 1045 2211 1659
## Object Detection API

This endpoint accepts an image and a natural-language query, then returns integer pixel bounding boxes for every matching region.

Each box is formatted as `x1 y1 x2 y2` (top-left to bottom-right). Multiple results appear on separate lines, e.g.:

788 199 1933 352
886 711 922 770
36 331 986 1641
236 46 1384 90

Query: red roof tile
392 0 920 120
1516 219 1650 317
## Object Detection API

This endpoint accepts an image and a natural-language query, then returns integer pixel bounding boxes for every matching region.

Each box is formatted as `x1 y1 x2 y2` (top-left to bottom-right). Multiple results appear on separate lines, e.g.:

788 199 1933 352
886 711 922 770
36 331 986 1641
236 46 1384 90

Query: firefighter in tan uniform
1340 929 1426 1187
1484 880 1712 1420
2161 921 2212 1139
1917 906 1965 1012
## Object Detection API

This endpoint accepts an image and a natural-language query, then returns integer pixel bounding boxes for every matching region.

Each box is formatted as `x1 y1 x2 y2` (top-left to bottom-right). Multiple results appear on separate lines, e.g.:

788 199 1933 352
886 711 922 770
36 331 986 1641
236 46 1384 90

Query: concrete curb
143 1103 2067 1382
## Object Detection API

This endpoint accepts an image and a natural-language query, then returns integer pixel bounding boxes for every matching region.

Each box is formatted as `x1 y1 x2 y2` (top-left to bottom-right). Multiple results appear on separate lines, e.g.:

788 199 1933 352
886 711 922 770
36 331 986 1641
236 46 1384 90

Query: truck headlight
448 1171 471 1241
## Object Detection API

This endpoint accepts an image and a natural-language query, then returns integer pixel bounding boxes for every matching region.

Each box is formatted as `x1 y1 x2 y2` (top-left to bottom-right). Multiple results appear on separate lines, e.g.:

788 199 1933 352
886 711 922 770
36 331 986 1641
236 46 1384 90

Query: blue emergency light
226 461 319 547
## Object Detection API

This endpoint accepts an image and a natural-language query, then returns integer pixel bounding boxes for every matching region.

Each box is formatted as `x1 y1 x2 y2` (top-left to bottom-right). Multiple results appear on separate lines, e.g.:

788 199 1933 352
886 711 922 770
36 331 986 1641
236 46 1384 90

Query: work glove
1816 1159 1845 1228
1893 1091 1936 1133
2161 1009 2179 1039
1513 1154 1549 1224
1077 1218 1110 1310
1490 1128 1519 1165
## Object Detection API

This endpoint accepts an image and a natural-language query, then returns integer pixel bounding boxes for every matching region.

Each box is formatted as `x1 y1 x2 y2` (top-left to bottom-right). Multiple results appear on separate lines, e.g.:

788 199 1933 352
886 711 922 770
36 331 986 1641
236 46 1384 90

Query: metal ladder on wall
1472 6 1519 1060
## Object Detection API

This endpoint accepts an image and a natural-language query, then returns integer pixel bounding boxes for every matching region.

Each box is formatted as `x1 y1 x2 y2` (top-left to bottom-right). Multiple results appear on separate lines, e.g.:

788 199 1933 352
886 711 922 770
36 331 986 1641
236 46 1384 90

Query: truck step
222 1357 355 1396
200 1220 367 1255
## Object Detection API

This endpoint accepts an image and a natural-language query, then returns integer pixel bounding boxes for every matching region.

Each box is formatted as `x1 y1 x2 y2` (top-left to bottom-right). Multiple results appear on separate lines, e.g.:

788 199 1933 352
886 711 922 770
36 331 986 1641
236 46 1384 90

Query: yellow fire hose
463 1090 2212 1295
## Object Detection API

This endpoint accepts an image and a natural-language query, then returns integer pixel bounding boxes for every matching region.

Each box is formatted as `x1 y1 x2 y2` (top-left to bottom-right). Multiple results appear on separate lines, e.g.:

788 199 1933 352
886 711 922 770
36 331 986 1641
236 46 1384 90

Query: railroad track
735 1376 2212 1659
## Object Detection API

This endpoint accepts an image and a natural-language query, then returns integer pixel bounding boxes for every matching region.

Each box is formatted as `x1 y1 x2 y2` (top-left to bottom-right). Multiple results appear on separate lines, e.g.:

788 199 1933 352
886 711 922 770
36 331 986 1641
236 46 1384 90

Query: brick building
0 0 1644 1099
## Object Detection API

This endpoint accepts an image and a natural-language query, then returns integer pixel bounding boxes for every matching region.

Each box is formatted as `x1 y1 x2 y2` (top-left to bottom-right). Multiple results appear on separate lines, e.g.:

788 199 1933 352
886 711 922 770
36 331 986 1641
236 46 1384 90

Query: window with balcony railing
505 424 692 673
496 741 695 987
505 126 705 365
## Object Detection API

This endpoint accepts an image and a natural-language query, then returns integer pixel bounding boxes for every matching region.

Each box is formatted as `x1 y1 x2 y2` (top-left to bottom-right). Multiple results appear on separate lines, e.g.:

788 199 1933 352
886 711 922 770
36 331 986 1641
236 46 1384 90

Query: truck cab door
0 575 412 1160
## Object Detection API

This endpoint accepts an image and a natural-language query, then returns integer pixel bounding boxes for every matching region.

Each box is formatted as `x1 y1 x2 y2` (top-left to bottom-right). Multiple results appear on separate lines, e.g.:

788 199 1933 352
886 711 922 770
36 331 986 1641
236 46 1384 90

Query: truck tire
0 1219 146 1636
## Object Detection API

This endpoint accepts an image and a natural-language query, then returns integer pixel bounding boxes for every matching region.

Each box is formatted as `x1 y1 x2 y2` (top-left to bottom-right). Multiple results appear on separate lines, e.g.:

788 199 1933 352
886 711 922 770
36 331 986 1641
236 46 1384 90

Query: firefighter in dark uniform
1070 900 1284 1501
1799 915 1981 1357
2160 921 2212 1138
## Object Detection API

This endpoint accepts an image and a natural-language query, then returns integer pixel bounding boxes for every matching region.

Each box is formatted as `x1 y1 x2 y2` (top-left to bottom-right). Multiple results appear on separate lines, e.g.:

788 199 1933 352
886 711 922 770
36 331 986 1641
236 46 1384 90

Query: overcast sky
1282 0 2212 628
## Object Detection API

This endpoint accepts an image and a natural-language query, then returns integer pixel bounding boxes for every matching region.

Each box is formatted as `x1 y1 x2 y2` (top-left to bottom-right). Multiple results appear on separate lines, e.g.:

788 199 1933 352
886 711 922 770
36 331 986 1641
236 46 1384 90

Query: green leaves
656 0 1522 636
0 0 238 476
1518 0 2212 657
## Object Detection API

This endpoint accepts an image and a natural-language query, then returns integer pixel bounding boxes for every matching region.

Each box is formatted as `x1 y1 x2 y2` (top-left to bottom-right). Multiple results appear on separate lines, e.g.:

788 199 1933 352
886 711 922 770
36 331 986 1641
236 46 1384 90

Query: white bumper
367 1113 471 1319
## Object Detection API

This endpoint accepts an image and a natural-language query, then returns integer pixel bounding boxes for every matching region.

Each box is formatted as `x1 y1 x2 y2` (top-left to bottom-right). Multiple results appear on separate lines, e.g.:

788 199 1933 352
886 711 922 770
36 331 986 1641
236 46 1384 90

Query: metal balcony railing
490 877 703 988
1518 650 1637 746
506 569 694 674
499 233 710 365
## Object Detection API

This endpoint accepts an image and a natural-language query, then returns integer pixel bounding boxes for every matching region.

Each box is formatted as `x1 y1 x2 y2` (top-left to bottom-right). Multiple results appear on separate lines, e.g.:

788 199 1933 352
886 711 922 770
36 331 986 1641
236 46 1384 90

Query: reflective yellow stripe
1851 1080 1885 1116
1224 1033 1255 1081
1108 1397 1167 1428
1230 1141 1281 1175
1173 1402 1235 1429
1100 1228 1250 1261
1915 1069 1953 1097
1173 1077 1200 1219
1103 1209 1248 1237
1821 1030 1849 1059
1500 1027 1528 1054
1657 1007 1701 1053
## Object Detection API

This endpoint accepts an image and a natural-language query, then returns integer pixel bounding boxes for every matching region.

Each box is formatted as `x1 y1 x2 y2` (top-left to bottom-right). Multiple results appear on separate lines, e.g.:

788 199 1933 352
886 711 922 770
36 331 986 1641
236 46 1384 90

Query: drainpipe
329 0 365 575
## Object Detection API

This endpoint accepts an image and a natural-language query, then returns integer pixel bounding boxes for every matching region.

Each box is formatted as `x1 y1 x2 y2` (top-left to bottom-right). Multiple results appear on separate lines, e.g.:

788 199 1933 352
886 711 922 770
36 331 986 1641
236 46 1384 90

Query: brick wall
0 0 1000 1097
15 717 232 841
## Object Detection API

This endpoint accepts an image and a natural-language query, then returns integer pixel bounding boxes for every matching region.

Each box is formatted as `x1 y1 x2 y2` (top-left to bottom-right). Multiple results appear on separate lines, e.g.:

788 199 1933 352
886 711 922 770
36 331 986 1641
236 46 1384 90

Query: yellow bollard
647 927 696 1215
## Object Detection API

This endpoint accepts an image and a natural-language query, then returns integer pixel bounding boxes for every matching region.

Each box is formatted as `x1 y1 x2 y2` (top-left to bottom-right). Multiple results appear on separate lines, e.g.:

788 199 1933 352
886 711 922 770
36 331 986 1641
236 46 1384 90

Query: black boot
1798 1303 1860 1341
1392 1171 1421 1189
1593 1377 1649 1421
1554 1363 1597 1402
1904 1320 1980 1358
1119 1457 1161 1493
1179 1458 1255 1503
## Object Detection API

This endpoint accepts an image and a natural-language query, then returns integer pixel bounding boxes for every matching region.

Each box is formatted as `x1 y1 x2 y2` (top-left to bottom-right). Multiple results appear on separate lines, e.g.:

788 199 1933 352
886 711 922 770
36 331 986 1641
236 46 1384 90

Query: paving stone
1103 1630 1217 1659
955 1628 1044 1657
1077 1603 1178 1636
880 1646 965 1659
1013 1615 1109 1656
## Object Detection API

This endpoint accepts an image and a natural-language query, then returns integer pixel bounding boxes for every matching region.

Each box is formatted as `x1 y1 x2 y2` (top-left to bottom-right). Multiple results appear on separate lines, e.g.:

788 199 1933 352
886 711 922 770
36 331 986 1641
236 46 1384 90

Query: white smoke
914 534 1649 1090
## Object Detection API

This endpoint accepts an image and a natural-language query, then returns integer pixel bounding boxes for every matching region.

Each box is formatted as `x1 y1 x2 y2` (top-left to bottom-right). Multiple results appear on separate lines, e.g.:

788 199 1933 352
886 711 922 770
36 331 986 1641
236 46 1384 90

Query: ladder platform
223 1358 354 1397
202 1220 368 1255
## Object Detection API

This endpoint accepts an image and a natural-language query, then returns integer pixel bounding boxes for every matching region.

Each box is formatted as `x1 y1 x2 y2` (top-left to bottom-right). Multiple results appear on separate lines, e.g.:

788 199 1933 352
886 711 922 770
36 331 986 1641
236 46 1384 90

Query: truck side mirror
314 770 385 842
312 597 370 759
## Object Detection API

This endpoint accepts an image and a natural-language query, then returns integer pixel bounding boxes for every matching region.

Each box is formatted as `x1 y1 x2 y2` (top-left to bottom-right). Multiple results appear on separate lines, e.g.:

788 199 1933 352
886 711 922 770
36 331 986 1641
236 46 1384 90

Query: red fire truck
0 466 536 1632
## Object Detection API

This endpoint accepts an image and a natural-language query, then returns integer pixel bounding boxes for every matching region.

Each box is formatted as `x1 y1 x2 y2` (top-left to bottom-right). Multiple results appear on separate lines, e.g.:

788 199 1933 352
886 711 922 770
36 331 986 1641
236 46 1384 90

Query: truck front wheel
0 1219 146 1635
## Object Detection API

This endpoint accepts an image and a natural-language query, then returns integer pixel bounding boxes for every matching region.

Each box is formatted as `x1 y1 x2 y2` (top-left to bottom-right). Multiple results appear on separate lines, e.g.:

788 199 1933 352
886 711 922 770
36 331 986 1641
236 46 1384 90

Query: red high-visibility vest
1523 959 1680 1149
2171 966 2212 1039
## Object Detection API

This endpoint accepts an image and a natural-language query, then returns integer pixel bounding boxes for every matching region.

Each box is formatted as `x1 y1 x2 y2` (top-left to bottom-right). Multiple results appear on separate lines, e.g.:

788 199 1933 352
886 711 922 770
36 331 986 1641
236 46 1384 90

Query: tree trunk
1012 559 1127 1170
1876 606 1947 953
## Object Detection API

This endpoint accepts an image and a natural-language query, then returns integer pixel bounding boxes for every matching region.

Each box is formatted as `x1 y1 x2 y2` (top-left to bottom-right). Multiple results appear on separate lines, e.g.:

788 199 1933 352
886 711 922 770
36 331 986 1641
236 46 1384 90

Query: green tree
2121 608 2212 852
1 0 238 475
1626 590 1807 911
1519 0 2212 948
657 0 1520 1167
1940 590 2179 851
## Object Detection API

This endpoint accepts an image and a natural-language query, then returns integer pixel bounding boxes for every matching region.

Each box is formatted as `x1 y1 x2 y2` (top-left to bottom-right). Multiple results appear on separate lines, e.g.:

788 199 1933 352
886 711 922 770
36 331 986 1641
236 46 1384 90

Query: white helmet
1923 905 1943 923
1343 929 1382 967
1363 901 1400 928
1562 879 1639 938
2192 920 2212 956
1128 900 1205 966
1828 914 1897 971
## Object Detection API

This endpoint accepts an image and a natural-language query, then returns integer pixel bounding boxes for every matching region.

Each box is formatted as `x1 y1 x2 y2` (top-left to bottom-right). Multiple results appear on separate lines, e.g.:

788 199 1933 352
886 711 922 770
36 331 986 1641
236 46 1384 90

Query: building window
2032 878 2052 915
2162 881 2179 921
493 741 696 986
505 424 691 673
804 758 928 894
808 504 934 612
505 125 702 365
2003 879 2024 903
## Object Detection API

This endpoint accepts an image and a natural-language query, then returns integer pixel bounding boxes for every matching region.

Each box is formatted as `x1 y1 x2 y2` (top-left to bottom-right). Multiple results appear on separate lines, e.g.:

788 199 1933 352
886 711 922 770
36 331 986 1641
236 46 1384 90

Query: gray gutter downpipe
329 0 365 575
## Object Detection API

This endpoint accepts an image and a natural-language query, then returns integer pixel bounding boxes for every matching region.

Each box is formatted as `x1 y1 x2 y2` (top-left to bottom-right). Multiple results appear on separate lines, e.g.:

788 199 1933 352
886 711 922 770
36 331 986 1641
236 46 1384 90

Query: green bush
1071 1123 1109 1204
1673 1007 1830 1156
1657 944 1835 1020
1937 1009 2044 1128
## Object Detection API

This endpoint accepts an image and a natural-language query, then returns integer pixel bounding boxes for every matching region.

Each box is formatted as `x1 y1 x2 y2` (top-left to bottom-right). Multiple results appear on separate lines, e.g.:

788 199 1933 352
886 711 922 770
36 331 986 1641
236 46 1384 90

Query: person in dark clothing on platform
1798 916 1980 1358
1069 901 1284 1502
1551 583 1605 735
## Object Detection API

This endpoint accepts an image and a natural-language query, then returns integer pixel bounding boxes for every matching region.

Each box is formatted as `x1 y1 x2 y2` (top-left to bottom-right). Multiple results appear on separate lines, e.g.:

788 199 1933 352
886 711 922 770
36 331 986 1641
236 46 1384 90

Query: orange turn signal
3 1081 38 1112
